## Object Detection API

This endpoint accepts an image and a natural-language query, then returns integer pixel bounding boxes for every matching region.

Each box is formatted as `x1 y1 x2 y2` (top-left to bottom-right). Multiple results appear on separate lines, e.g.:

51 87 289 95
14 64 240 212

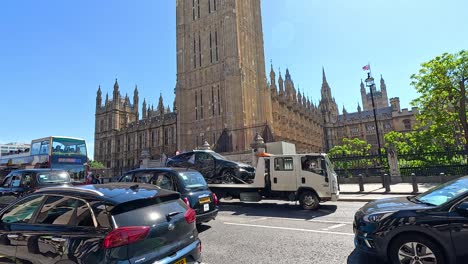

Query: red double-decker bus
0 136 88 181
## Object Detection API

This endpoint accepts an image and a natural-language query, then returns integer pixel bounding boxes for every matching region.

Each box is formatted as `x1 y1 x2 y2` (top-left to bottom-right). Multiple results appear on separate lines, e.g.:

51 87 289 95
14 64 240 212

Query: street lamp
364 72 383 160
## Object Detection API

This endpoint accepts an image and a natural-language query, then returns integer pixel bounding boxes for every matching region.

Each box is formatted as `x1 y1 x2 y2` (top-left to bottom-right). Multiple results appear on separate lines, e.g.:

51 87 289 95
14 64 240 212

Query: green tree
411 50 468 150
89 160 106 169
329 138 371 156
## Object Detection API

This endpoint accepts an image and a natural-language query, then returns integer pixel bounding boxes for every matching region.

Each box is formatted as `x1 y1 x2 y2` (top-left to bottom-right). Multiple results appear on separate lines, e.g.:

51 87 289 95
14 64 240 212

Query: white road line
224 222 354 236
248 217 269 223
219 215 352 225
322 223 347 231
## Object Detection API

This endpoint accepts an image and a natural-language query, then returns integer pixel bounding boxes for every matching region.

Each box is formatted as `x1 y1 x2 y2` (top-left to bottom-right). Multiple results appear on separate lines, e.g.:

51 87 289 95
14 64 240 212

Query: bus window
31 142 41 155
40 140 49 154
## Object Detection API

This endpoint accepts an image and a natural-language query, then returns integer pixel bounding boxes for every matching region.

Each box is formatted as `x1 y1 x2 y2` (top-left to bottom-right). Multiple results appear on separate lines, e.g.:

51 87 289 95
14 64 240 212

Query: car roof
126 167 200 174
35 183 179 205
8 168 68 174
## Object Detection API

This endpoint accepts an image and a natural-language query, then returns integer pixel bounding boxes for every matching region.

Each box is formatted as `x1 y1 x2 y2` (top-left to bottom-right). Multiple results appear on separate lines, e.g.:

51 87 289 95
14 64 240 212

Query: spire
157 93 164 114
342 105 347 114
166 104 171 113
113 78 120 100
96 85 102 108
269 61 276 87
285 68 291 81
321 67 332 100
142 99 147 119
357 102 362 112
322 66 327 83
380 74 387 91
113 78 119 90
105 93 109 104
297 88 302 103
278 68 284 95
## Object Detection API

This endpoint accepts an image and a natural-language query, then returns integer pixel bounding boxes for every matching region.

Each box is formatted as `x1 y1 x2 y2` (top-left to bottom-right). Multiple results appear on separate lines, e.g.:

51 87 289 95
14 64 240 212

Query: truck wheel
299 191 319 210
221 170 235 184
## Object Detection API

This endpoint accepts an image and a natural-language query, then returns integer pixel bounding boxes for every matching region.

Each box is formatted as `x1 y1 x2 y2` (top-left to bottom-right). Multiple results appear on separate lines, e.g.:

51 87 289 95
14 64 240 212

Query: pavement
338 182 439 202
199 200 379 264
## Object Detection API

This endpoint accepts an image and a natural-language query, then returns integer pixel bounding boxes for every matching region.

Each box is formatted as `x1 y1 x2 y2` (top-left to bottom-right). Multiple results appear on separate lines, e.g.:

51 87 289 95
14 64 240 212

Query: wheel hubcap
303 195 315 206
398 242 437 264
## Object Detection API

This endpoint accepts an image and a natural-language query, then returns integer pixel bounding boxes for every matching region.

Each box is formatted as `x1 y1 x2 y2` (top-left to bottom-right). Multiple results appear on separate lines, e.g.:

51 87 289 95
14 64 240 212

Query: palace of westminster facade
94 0 417 173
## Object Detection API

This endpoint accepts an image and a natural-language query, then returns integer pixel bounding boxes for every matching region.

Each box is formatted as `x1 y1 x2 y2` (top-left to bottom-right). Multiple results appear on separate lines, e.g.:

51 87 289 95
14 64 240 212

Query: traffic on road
1 144 468 263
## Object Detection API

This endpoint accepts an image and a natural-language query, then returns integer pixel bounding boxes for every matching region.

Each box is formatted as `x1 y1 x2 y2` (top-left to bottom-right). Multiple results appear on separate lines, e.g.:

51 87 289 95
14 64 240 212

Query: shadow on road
196 224 212 233
347 249 386 264
218 200 337 220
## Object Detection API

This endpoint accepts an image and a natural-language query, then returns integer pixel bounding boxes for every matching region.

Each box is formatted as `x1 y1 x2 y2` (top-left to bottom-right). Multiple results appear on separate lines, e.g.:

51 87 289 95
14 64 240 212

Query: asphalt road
197 200 384 264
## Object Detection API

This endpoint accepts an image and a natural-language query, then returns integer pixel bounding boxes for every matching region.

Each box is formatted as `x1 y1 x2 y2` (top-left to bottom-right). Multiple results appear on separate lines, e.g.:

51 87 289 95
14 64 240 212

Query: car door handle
7 234 18 238
51 238 67 242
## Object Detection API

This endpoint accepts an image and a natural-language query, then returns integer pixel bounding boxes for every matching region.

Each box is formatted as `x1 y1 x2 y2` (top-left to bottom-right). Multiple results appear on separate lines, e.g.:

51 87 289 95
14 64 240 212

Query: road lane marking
219 215 353 225
248 217 269 223
322 223 346 231
224 222 354 236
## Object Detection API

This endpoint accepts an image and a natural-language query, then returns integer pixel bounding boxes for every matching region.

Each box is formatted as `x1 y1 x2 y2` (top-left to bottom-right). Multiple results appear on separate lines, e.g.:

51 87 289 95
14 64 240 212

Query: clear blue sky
1 0 467 159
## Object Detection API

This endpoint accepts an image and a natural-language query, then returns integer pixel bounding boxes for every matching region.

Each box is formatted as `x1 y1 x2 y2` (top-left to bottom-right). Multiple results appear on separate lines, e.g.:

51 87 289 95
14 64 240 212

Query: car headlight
238 167 247 172
363 212 394 223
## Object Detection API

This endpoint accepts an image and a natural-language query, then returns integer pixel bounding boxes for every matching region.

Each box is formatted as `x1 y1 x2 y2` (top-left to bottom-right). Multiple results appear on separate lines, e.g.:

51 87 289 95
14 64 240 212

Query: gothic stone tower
175 0 273 152
319 68 338 151
94 79 139 167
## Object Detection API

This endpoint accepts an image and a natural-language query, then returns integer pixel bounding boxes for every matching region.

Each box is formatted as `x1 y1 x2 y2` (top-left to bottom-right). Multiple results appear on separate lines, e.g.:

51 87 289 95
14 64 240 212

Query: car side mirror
456 201 468 217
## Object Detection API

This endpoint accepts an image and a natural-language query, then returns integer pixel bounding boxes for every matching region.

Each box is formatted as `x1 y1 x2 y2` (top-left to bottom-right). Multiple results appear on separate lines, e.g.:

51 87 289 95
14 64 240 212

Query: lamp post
364 72 383 161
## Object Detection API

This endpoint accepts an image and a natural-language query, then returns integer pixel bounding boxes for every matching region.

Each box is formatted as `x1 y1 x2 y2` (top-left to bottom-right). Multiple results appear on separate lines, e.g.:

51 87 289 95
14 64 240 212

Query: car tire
221 170 236 184
389 234 445 264
299 191 319 210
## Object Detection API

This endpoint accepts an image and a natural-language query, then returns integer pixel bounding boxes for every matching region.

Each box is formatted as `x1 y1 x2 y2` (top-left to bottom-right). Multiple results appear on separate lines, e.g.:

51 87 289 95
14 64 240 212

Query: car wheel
389 234 445 264
221 170 236 184
299 191 319 210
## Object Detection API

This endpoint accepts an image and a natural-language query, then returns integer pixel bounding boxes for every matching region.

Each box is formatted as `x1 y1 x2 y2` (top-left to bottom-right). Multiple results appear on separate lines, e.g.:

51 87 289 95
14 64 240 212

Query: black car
0 183 201 264
120 168 218 224
166 150 256 184
0 169 72 209
354 176 468 264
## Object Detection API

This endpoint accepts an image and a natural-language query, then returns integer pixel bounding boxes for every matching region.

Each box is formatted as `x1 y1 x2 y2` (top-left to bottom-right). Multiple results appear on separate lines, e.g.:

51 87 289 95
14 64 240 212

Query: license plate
204 203 209 212
199 197 211 204
173 258 186 264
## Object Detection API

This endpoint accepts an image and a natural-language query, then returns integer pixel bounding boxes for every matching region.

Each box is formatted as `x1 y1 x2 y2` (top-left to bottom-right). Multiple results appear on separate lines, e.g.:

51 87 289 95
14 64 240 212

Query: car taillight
213 193 219 205
183 197 191 207
103 226 150 249
184 208 196 224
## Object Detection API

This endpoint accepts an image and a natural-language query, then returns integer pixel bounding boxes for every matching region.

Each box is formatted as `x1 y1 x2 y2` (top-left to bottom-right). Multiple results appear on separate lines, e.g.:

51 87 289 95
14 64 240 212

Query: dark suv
166 150 256 184
0 169 72 209
120 168 218 224
0 183 201 264
354 176 468 264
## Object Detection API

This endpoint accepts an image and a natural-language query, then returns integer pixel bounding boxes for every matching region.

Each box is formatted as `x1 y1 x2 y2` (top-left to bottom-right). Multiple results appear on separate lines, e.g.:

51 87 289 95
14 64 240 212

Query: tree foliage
329 138 371 157
411 50 468 150
89 160 106 169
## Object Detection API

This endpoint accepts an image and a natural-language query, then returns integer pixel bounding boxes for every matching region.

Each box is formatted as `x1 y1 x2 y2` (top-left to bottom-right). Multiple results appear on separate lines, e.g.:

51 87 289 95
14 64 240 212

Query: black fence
398 149 468 176
330 149 468 178
330 154 389 178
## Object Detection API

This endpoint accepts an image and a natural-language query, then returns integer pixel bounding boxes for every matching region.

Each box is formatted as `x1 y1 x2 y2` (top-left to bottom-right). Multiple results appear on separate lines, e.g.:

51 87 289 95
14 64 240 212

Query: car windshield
178 171 208 189
209 152 227 160
36 171 71 185
415 177 468 206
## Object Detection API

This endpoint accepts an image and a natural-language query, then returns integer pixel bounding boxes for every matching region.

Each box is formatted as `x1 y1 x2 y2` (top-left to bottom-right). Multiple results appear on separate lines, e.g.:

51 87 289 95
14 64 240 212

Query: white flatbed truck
208 153 339 210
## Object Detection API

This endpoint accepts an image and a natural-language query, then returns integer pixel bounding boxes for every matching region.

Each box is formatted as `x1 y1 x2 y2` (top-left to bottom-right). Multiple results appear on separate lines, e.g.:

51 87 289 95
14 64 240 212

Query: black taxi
119 168 218 224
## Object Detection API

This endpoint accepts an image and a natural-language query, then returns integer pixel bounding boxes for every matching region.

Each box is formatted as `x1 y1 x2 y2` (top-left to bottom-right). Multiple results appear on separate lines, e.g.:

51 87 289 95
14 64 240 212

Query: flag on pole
362 64 370 71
